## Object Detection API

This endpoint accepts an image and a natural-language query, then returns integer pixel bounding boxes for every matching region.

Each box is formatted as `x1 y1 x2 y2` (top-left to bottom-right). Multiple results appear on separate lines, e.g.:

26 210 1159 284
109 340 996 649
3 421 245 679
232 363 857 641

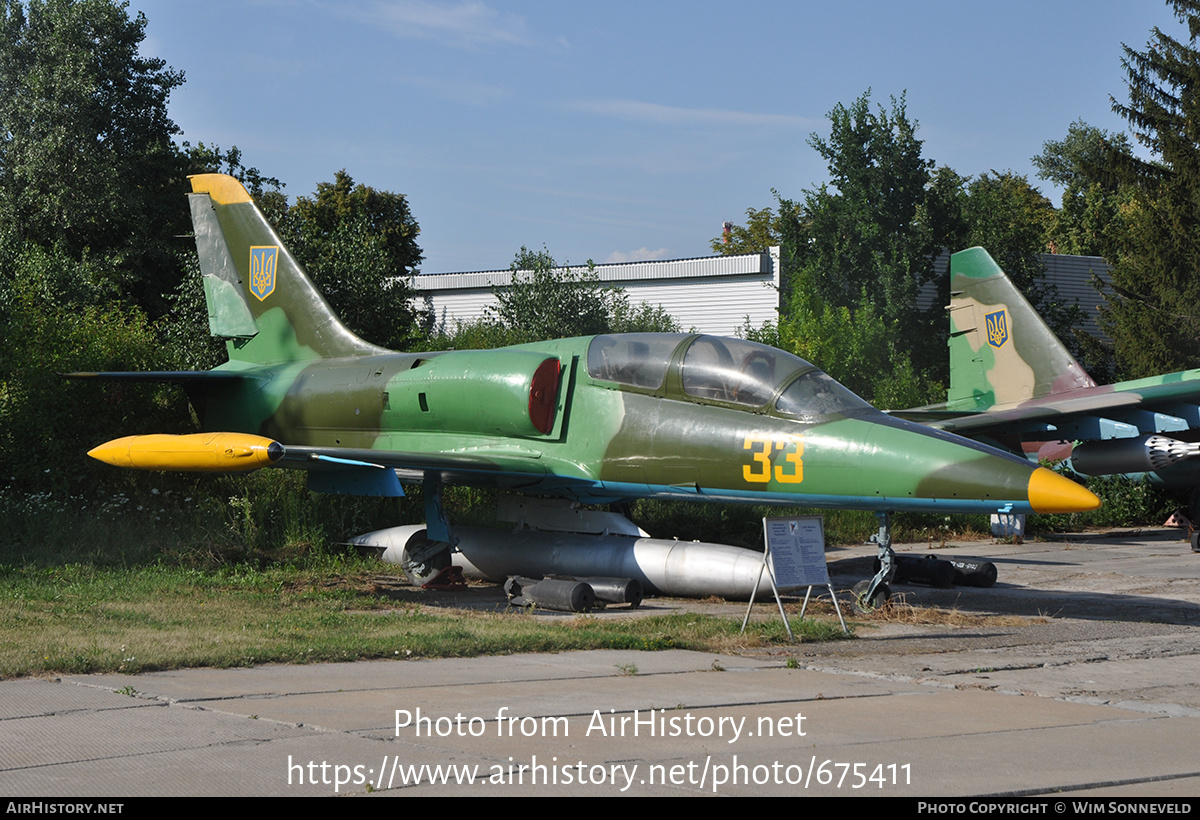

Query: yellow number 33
742 435 804 484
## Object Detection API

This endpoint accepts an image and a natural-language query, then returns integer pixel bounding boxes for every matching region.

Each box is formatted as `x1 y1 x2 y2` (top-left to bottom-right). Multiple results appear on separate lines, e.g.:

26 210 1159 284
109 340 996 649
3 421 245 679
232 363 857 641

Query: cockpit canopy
587 333 873 422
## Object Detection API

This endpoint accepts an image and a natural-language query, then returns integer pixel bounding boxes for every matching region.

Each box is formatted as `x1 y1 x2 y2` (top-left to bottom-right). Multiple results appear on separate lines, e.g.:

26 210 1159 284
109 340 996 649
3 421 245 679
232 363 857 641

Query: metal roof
412 251 773 292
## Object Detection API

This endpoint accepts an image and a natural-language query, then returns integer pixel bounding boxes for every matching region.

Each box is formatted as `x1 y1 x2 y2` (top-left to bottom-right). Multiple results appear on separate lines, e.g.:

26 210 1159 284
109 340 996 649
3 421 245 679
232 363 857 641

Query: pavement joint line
801 658 1200 717
0 702 161 722
0 734 285 774
978 769 1200 799
1063 695 1200 718
68 665 779 700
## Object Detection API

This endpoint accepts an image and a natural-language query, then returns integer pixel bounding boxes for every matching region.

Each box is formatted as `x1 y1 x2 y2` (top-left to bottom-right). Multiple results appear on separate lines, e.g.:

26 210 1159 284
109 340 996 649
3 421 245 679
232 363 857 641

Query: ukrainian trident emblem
248 246 278 301
985 309 1008 348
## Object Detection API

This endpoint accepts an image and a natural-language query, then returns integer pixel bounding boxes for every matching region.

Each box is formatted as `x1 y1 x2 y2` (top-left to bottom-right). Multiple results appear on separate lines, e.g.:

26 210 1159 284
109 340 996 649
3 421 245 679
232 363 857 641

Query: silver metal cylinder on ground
351 525 774 600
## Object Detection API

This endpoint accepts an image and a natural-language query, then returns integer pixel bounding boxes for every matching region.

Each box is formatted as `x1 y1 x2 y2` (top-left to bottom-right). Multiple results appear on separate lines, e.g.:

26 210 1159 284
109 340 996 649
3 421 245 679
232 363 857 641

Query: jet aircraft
78 176 1100 610
896 248 1200 515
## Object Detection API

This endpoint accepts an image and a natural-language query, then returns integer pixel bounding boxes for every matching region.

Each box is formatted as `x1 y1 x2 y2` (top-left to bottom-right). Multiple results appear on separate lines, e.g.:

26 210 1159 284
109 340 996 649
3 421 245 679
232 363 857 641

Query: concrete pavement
3 528 1199 797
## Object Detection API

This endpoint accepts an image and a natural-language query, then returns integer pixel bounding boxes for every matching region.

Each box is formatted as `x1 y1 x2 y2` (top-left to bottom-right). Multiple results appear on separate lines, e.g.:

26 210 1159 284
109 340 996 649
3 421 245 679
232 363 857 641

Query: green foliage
961 172 1054 293
1033 120 1135 257
183 142 284 201
783 92 935 318
156 254 227 372
778 279 939 409
0 0 189 312
1098 1 1200 377
734 317 783 348
759 91 1090 397
0 243 183 493
775 90 948 380
710 199 799 255
958 171 1085 354
491 245 623 342
423 245 678 350
764 92 950 407
275 170 423 351
214 470 418 560
609 298 680 334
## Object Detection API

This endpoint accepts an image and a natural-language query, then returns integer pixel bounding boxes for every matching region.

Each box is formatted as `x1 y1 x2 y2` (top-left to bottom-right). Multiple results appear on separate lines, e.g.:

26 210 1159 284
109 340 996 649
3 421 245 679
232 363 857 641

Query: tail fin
946 247 1095 410
188 174 387 365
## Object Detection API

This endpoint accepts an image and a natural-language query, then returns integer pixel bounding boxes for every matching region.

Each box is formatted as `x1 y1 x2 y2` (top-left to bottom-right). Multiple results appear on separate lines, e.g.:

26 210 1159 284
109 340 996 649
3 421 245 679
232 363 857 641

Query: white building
412 247 782 337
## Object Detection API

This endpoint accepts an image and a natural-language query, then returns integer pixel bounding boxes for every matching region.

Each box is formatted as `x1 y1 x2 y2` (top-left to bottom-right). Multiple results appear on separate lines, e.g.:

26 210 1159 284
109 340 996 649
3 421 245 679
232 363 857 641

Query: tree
1098 0 1200 376
961 170 1090 363
274 171 423 350
421 245 679 350
779 92 936 328
710 199 799 255
0 243 182 492
0 0 187 307
1032 120 1135 256
778 280 936 409
489 246 625 343
0 1 197 494
774 90 950 381
183 142 284 202
961 171 1054 295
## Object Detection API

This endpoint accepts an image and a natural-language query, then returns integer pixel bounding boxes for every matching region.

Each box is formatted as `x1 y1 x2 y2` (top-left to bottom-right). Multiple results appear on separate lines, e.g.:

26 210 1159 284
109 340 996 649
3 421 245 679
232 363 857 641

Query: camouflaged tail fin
946 247 1095 410
187 174 388 365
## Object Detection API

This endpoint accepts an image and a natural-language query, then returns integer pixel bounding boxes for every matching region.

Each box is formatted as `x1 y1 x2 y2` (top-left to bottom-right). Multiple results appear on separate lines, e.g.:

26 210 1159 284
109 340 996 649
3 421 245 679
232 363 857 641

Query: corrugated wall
413 248 780 337
1041 254 1112 339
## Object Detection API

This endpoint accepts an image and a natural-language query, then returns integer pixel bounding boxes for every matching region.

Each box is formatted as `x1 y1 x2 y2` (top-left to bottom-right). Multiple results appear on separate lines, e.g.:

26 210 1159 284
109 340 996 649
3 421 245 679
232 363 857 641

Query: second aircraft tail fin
946 247 1095 410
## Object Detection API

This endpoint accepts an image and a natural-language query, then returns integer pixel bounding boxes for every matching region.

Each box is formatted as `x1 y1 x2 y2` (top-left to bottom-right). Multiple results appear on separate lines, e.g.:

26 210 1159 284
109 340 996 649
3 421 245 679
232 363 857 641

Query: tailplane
188 174 387 365
946 247 1095 410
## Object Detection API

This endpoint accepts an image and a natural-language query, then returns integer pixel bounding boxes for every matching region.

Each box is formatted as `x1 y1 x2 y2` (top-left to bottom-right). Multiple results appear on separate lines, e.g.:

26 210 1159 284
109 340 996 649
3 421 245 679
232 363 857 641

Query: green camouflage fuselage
199 330 1060 513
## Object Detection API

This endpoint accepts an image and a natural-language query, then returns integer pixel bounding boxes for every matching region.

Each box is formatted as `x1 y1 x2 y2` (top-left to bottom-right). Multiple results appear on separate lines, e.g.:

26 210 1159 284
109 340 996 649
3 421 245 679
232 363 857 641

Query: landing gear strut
400 476 457 586
852 511 895 615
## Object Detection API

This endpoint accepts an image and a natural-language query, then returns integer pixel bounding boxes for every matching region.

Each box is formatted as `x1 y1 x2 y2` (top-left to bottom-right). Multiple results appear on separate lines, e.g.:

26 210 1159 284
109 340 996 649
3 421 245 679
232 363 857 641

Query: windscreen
774 369 873 421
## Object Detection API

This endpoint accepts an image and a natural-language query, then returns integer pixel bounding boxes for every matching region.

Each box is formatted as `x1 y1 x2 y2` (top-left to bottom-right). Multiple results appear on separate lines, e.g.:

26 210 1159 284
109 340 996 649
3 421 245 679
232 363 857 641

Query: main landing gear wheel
400 536 452 586
851 580 891 614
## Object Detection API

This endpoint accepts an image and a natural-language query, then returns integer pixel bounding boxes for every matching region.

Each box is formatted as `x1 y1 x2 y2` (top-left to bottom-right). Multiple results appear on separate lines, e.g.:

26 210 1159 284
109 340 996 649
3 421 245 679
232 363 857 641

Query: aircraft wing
894 390 1151 436
902 375 1200 433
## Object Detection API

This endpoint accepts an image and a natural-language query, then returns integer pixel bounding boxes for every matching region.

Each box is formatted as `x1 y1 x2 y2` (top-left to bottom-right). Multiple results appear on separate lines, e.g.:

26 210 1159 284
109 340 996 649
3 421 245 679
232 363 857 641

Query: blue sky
131 0 1170 274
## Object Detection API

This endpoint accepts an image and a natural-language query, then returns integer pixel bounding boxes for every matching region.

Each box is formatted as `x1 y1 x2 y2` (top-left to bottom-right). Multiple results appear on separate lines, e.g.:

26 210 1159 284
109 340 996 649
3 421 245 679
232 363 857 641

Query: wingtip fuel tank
87 433 283 472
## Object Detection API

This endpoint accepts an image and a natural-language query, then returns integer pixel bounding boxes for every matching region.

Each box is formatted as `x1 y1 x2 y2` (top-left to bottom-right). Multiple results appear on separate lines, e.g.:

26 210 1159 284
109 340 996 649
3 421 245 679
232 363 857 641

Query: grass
0 558 849 679
795 594 1046 628
20 470 1117 681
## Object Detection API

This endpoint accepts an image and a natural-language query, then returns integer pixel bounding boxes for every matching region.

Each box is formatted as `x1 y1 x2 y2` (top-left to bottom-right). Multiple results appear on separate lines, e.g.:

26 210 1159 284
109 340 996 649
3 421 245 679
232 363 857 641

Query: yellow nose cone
1027 467 1101 514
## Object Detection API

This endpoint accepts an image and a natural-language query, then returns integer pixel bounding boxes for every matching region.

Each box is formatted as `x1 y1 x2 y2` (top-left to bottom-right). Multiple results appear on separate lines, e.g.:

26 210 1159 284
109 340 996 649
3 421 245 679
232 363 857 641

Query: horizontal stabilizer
64 370 263 385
